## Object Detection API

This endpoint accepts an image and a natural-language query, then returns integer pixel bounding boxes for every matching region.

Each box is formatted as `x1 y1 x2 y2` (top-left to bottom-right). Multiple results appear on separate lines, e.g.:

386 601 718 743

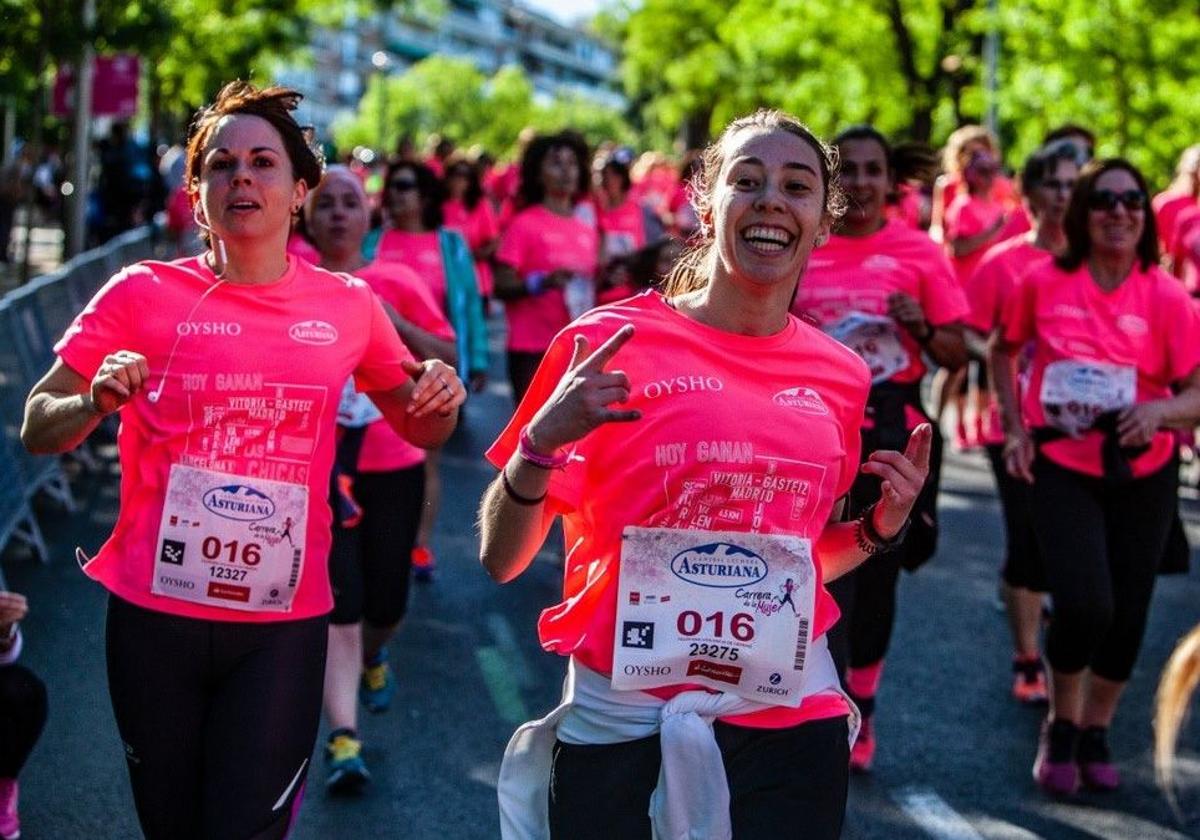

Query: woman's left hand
886 292 928 339
403 359 466 418
860 423 933 538
1117 401 1165 447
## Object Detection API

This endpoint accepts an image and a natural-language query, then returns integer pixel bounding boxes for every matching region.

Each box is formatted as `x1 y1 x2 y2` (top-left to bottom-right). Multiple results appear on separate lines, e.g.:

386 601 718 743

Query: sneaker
411 545 436 583
360 649 397 714
325 730 370 795
1077 726 1120 791
0 778 19 840
849 716 876 773
1033 718 1080 796
1011 656 1049 705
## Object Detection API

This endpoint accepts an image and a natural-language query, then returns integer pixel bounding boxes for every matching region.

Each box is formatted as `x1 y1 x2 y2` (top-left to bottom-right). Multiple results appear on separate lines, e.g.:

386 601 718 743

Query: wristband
518 426 571 469
501 465 547 506
854 503 909 555
525 271 548 296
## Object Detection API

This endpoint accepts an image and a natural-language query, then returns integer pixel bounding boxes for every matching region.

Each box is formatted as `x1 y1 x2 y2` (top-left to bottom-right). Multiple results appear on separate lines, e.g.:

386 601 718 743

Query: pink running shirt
1002 261 1200 478
1172 205 1200 295
487 291 871 729
598 197 648 258
354 260 455 473
495 205 599 353
944 192 1006 282
55 256 416 622
792 220 968 385
375 229 447 309
444 199 500 296
1153 190 1197 255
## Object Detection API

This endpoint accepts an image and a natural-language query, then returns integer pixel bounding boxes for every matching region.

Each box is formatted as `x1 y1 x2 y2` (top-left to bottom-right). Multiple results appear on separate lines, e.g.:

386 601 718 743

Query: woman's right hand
0 591 28 639
90 350 150 415
526 324 640 454
1003 429 1035 483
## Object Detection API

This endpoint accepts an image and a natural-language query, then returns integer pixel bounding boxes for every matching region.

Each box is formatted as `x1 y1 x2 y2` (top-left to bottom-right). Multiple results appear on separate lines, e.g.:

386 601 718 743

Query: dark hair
383 159 444 230
185 81 322 198
445 155 484 210
1057 158 1158 272
833 125 938 187
517 130 591 209
1043 123 1096 153
1020 142 1080 195
663 109 845 297
600 158 633 193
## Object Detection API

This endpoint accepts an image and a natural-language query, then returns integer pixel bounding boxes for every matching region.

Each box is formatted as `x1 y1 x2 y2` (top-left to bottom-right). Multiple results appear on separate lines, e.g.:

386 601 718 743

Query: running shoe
412 545 436 583
849 716 876 773
0 778 19 840
1011 656 1049 705
1077 726 1120 791
1033 718 1079 796
325 730 370 795
360 649 397 713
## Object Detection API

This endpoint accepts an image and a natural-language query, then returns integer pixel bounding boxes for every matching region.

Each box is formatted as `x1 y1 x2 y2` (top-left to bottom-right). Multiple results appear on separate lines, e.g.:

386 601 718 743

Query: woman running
493 131 598 404
480 109 931 840
965 143 1078 704
790 125 968 771
443 156 500 301
991 158 1200 796
305 166 458 792
19 82 465 840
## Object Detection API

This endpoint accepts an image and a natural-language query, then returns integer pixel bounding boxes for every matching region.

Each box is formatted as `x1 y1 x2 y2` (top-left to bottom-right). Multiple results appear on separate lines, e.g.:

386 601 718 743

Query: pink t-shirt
55 256 416 621
443 199 499 297
495 205 600 353
1003 261 1200 478
1153 190 1197 255
286 232 321 265
375 229 447 309
487 291 871 729
598 197 648 258
884 183 923 230
944 192 1006 282
792 221 968 385
964 237 1054 445
354 261 455 473
1172 205 1200 295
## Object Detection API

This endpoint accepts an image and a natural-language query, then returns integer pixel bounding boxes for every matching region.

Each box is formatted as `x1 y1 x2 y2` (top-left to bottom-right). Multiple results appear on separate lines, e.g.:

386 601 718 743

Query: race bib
336 378 383 428
827 312 910 384
153 464 309 612
1039 359 1136 437
611 527 816 706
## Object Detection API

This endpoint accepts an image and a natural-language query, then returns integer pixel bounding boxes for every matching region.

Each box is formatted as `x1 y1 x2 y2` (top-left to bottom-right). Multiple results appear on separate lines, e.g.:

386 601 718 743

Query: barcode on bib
794 618 810 671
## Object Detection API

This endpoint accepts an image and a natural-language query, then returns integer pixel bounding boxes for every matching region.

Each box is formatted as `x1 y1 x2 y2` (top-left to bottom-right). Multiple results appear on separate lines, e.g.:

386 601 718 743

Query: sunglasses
1087 189 1146 212
388 179 418 192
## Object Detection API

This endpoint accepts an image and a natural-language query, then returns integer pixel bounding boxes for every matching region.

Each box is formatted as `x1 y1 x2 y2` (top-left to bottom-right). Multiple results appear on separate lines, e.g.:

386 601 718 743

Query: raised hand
861 423 933 537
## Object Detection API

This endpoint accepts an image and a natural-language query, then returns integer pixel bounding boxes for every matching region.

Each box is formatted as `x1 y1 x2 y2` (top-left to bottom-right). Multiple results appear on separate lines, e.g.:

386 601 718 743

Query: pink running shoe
1033 719 1079 796
850 716 876 773
1077 727 1120 791
0 778 19 840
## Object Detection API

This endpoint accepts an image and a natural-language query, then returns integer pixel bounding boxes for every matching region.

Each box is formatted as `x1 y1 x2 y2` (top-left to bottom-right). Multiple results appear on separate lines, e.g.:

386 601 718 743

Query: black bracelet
501 465 548 506
855 503 909 555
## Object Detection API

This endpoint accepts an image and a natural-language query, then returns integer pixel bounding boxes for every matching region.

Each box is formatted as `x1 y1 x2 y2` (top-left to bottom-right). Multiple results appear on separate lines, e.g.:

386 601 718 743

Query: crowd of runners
4 78 1200 839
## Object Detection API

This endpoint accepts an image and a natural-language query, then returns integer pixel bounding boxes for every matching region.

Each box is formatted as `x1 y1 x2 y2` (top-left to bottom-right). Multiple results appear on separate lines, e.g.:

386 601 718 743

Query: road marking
476 646 530 726
486 613 536 688
969 816 1044 839
891 786 984 840
1030 802 1195 840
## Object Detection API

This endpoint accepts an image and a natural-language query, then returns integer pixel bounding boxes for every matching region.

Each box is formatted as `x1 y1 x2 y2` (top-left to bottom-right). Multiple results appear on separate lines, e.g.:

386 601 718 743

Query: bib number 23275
611 527 816 706
153 464 308 612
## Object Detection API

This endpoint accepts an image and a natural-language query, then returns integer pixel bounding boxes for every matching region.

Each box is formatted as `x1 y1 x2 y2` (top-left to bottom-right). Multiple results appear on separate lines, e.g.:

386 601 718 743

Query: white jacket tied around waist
497 635 856 840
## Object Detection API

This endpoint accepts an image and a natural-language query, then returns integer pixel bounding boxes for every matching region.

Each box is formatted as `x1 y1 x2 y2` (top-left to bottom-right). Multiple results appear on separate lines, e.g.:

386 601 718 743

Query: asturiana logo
288 320 339 346
671 542 769 588
773 386 829 414
202 485 276 522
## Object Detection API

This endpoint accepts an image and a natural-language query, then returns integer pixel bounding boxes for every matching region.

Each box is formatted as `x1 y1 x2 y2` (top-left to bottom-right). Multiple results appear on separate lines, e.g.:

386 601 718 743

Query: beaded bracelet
854 503 909 555
501 466 548 506
518 426 571 470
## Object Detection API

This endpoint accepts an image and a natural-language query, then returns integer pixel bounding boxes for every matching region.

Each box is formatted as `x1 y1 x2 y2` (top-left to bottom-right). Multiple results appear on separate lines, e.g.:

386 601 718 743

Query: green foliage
331 56 636 159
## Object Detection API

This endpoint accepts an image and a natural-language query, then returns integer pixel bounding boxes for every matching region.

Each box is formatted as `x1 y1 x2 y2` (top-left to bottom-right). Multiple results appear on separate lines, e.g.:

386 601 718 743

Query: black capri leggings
984 443 1046 592
548 715 849 840
0 663 47 778
328 465 425 627
106 595 328 840
1030 456 1177 681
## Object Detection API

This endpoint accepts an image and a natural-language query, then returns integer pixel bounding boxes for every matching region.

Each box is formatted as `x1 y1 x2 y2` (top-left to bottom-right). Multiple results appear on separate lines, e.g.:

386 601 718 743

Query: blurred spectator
0 143 32 264
96 123 151 243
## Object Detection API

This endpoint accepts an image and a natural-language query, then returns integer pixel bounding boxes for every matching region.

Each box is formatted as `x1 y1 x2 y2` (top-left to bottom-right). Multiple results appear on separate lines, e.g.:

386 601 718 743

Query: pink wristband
518 426 571 469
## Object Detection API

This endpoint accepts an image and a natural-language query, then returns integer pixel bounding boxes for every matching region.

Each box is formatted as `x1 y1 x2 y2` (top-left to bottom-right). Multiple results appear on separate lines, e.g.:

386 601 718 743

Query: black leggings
984 444 1046 592
106 595 328 840
1031 457 1177 681
0 663 47 778
548 716 849 840
328 465 425 627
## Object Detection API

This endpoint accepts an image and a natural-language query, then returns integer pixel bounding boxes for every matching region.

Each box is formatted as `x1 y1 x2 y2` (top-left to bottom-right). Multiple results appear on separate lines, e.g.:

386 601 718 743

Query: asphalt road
4 340 1199 839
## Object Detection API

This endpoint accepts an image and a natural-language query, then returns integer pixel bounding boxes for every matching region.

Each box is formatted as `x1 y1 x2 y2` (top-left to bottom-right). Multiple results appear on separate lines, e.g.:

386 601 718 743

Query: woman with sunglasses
374 159 489 581
991 158 1200 796
19 82 464 839
790 125 967 772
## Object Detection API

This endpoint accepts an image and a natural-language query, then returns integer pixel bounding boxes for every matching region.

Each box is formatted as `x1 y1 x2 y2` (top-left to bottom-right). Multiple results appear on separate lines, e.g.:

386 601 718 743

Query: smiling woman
19 81 465 840
479 109 934 840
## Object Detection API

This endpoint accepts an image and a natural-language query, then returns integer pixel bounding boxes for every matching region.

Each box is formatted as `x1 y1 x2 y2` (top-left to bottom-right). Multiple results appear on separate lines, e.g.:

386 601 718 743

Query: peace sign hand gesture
860 423 933 538
525 324 641 455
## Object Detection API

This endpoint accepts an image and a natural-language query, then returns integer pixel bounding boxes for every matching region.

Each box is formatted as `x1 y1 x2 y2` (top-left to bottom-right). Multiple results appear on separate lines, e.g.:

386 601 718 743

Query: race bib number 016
1039 359 1136 438
153 464 308 612
611 527 816 706
827 312 910 385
